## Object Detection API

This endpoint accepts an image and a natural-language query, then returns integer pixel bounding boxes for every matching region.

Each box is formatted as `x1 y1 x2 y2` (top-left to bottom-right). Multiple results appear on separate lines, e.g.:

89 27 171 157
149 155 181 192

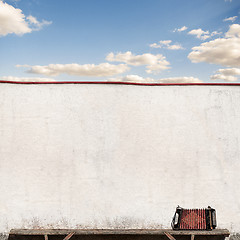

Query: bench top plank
9 229 230 236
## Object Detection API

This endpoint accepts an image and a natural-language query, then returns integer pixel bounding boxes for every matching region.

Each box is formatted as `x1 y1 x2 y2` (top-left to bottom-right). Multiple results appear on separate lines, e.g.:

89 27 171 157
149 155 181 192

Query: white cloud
188 24 240 67
109 75 202 83
188 28 221 40
0 76 55 82
0 1 31 36
223 16 237 22
225 23 240 38
27 15 52 31
211 74 237 82
150 40 184 50
106 51 170 74
0 1 51 37
188 28 210 40
173 26 188 32
158 77 202 83
216 68 240 76
109 75 153 82
27 15 39 25
210 68 240 82
211 31 222 37
157 76 202 83
17 63 130 77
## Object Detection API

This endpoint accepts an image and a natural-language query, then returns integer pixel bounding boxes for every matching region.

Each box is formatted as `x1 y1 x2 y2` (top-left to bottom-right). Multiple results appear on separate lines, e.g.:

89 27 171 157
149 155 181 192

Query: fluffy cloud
109 75 202 83
211 31 222 37
0 76 55 82
27 15 52 31
225 24 240 38
188 28 221 40
0 1 51 37
150 40 183 50
0 1 31 36
211 68 240 82
223 16 237 22
215 68 240 76
106 51 170 74
17 63 129 77
109 75 154 82
173 26 188 32
188 24 240 67
157 77 202 83
188 29 210 40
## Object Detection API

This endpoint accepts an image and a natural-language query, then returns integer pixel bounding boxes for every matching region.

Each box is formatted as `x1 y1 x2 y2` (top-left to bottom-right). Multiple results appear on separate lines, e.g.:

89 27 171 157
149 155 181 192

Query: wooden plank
63 232 75 240
9 229 230 237
164 232 176 240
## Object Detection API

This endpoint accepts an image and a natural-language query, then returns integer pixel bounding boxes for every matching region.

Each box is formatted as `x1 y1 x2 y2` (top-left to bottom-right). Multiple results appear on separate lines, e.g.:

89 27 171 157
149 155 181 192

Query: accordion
172 206 217 230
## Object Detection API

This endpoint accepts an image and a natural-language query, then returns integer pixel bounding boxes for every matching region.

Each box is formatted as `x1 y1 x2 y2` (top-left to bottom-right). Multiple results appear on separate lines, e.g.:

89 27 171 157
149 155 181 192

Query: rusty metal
172 206 216 230
179 208 206 230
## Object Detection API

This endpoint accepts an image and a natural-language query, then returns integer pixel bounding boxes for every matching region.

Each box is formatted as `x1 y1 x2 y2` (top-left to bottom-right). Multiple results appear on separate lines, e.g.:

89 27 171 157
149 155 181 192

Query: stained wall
0 84 239 236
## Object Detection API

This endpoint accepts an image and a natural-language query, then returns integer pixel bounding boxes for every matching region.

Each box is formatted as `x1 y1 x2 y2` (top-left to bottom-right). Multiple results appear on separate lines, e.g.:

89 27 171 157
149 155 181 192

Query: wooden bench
9 229 230 240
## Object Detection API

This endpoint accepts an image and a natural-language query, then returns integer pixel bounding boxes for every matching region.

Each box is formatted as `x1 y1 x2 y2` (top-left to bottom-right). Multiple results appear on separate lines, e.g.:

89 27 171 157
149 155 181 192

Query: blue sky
1 0 240 83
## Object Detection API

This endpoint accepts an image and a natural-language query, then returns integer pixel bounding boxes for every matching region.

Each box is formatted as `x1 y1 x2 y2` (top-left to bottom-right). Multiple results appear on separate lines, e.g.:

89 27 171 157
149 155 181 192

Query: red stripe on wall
1 80 240 86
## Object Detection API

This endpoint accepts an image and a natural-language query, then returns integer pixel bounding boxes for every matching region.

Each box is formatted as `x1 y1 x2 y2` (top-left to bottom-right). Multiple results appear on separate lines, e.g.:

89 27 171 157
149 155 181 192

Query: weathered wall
0 84 240 236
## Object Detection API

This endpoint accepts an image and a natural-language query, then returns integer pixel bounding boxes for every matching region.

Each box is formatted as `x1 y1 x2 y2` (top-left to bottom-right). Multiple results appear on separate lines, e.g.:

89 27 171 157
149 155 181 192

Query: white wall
0 84 240 234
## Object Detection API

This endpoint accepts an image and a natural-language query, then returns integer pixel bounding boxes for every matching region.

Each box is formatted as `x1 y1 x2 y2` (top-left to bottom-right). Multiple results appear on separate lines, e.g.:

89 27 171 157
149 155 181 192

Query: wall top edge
1 81 240 86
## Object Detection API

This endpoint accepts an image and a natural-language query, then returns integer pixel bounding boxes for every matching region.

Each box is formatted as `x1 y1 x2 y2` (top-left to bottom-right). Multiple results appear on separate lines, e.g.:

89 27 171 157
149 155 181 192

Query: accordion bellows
172 206 217 230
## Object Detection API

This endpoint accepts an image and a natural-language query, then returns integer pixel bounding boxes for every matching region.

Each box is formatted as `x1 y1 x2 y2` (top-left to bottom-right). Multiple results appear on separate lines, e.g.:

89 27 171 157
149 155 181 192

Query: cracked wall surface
0 84 239 236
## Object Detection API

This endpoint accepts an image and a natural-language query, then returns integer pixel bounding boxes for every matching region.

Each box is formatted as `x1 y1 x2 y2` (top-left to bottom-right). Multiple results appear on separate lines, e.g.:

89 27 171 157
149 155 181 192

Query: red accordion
172 206 217 230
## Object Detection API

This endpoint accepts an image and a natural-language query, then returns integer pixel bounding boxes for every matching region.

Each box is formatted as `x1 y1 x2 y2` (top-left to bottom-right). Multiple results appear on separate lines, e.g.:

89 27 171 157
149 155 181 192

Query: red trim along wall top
1 80 240 86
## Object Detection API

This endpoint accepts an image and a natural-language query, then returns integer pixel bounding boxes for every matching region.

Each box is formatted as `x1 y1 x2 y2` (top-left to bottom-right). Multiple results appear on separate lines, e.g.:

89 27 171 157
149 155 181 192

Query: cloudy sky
0 0 240 83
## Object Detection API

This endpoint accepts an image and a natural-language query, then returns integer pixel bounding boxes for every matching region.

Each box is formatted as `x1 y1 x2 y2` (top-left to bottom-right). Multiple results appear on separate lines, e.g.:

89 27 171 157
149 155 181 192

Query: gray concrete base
230 234 240 240
0 234 8 240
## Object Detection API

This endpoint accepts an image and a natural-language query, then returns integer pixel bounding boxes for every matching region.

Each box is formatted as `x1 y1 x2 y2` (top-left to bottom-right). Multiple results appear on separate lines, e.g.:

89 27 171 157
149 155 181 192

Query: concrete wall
0 84 240 236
